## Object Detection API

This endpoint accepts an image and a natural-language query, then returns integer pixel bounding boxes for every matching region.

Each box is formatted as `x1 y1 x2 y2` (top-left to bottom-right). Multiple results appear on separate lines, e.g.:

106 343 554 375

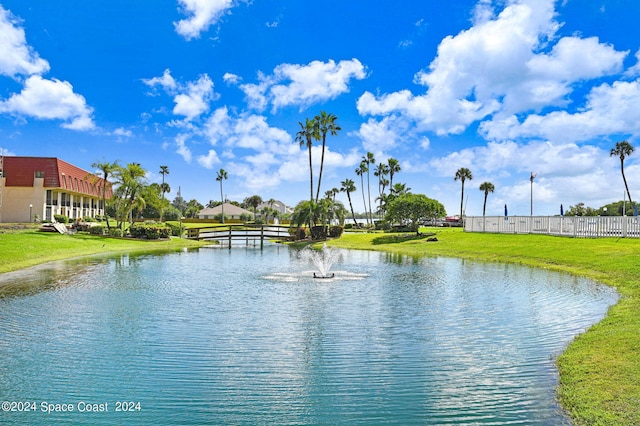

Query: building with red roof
0 156 112 223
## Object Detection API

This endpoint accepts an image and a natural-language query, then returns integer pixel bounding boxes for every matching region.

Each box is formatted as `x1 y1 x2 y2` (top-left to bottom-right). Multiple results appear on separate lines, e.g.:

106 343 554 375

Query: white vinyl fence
464 216 640 238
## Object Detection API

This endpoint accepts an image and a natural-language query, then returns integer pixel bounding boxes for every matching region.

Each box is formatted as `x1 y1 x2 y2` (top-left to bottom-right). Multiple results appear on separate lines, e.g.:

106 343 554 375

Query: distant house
0 156 112 223
197 203 254 220
257 200 293 215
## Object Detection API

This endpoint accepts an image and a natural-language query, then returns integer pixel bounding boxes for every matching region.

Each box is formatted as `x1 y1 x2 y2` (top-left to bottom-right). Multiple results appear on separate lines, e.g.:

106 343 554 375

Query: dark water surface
0 246 617 425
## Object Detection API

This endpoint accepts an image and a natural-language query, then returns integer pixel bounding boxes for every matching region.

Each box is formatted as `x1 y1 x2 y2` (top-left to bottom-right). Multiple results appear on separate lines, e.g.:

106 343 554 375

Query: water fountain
300 243 340 279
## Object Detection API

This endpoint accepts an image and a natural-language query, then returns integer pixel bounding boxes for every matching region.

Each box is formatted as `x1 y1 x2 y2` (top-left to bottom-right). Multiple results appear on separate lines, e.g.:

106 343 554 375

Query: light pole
29 204 33 223
530 172 537 216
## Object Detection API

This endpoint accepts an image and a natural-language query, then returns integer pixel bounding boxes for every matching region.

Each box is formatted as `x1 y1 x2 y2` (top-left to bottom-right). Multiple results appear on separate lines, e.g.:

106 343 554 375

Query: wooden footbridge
186 224 292 249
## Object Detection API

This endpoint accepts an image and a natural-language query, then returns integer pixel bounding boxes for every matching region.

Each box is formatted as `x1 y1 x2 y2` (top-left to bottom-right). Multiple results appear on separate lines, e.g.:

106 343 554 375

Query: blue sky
2 0 640 217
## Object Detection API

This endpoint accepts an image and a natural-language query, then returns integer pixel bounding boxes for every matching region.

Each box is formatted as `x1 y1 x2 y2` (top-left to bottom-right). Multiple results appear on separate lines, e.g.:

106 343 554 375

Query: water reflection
0 247 617 425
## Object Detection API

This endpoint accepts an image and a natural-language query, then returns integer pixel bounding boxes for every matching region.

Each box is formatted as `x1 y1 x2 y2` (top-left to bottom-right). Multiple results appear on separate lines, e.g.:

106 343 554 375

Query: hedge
129 223 171 240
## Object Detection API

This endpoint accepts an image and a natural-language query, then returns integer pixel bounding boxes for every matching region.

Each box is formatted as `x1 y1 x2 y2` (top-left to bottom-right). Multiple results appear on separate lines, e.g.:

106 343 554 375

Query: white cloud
197 149 220 168
175 133 192 162
187 106 360 192
113 127 133 137
0 6 49 78
173 74 215 119
174 0 233 41
480 79 640 143
625 49 640 77
357 0 627 136
429 140 604 179
142 69 177 93
240 59 367 111
0 75 94 130
0 146 16 156
144 70 216 120
222 72 241 84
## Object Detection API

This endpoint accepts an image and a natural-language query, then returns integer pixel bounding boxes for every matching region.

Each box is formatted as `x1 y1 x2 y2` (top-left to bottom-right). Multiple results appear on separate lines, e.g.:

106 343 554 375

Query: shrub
83 217 97 222
109 228 123 237
310 226 326 240
289 227 307 240
54 214 69 224
375 220 391 231
163 206 182 221
166 222 183 237
89 225 106 235
328 226 344 238
129 223 171 239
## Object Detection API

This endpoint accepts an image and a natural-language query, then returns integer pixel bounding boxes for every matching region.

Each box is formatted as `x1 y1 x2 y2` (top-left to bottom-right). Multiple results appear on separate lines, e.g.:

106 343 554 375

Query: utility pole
530 172 537 216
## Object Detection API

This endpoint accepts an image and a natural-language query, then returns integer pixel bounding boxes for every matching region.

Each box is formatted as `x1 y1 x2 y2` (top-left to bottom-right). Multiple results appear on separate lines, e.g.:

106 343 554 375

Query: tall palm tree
314 111 341 202
479 181 495 217
91 160 119 230
340 178 358 227
610 140 635 205
158 165 169 221
387 157 401 188
374 162 390 197
159 166 169 200
355 163 369 226
363 152 375 223
454 167 473 221
216 168 228 223
296 118 317 203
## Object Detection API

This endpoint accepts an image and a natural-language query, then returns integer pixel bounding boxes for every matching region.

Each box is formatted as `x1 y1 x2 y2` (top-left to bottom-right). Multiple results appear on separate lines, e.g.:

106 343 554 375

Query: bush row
288 226 344 240
88 226 123 237
129 223 171 239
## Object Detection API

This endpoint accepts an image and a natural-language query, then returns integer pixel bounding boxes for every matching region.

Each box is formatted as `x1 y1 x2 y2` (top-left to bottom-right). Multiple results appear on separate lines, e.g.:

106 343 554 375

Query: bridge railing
186 224 292 247
464 216 640 238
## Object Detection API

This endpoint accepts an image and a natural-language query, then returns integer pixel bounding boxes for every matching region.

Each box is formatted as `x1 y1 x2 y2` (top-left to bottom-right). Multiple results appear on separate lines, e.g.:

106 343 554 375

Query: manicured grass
327 228 640 425
0 227 209 274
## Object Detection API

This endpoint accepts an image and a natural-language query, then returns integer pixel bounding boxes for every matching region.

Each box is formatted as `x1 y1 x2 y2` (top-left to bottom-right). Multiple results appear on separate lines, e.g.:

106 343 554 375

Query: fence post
260 225 264 250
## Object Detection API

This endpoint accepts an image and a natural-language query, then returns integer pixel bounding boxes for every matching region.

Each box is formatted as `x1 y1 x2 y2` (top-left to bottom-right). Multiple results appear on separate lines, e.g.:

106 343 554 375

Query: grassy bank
0 227 209 274
327 228 640 425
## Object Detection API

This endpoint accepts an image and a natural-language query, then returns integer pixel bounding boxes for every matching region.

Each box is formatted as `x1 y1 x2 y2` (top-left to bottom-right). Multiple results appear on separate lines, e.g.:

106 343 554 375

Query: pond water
0 245 617 425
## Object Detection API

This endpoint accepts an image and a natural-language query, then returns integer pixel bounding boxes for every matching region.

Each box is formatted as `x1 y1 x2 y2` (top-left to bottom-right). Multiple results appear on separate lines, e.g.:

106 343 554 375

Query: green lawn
327 228 640 425
0 227 209 274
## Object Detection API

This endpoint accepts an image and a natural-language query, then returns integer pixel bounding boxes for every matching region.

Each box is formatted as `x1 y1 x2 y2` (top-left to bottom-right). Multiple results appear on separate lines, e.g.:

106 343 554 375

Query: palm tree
313 111 341 202
296 118 317 203
340 178 358 227
454 167 473 221
216 168 228 223
387 157 401 188
157 165 170 221
374 162 390 196
159 166 169 199
374 162 390 214
112 162 147 230
355 163 369 226
610 140 635 205
91 160 119 230
390 182 410 196
479 181 495 217
363 152 375 223
244 195 263 220
326 187 339 202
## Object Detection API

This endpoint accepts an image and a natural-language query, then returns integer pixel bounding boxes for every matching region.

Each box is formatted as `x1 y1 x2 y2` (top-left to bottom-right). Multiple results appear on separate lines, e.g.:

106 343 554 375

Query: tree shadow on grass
372 232 436 245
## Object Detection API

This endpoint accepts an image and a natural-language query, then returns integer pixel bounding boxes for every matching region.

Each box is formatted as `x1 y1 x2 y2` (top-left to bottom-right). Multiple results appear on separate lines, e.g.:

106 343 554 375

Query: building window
35 171 45 178
46 190 52 205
